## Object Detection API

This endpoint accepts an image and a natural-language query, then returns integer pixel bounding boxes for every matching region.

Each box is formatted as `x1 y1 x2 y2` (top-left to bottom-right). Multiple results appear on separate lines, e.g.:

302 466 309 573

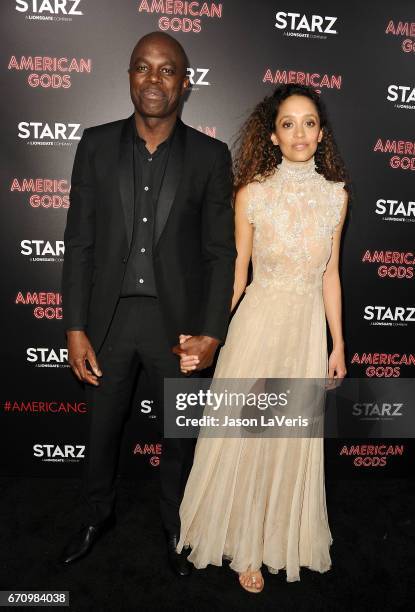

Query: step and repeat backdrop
1 0 414 479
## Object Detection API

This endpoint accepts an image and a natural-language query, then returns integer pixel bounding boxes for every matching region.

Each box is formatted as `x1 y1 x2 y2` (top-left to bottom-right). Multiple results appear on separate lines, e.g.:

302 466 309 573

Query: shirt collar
132 116 177 155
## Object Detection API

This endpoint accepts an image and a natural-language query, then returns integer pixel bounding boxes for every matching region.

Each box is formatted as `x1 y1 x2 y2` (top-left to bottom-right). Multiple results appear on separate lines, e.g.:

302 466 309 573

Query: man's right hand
67 330 102 386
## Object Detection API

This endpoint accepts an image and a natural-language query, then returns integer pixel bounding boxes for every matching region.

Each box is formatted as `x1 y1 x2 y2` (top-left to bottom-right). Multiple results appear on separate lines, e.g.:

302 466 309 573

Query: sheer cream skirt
177 283 332 582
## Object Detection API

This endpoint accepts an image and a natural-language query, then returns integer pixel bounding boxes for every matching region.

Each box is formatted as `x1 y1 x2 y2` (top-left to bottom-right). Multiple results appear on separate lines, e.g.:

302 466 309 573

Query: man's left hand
172 334 220 372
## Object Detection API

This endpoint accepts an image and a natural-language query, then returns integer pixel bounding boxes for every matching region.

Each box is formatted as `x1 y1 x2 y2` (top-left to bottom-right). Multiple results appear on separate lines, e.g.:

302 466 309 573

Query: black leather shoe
60 515 115 565
166 532 192 576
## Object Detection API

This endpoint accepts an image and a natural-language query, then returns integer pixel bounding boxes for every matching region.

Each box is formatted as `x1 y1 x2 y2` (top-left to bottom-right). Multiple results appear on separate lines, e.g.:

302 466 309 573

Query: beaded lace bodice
246 156 345 295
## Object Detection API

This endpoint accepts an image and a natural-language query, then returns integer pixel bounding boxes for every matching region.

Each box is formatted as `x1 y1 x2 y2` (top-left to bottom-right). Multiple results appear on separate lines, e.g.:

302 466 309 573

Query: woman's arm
322 190 348 378
230 184 254 311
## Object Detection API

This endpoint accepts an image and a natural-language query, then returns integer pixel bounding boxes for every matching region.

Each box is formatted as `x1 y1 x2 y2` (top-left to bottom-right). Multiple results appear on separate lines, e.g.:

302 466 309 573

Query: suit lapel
118 115 134 248
154 119 186 247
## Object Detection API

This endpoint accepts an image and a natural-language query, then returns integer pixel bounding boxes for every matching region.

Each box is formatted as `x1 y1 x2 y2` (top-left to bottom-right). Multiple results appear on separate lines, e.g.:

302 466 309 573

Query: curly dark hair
233 84 350 195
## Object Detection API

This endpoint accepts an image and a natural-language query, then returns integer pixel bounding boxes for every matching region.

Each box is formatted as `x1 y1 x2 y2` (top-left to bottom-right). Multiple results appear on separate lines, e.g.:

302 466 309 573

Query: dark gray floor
0 475 413 611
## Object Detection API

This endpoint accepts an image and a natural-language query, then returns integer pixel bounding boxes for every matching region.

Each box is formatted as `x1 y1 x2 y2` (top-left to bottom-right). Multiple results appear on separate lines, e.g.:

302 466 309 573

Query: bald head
128 30 190 121
129 31 189 77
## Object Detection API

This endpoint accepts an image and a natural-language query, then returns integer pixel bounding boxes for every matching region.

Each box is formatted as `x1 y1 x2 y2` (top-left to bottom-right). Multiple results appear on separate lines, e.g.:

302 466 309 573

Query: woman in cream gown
176 84 349 592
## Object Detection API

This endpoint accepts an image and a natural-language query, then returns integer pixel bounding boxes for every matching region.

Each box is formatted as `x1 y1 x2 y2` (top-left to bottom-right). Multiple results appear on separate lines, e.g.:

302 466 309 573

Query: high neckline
276 155 317 181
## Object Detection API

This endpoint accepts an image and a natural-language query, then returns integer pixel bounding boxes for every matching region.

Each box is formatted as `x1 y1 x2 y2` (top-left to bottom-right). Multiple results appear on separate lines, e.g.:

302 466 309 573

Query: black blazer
62 115 236 353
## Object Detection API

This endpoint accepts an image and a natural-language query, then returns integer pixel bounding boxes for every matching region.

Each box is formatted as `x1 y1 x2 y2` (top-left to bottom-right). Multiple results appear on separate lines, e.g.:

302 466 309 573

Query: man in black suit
60 32 236 575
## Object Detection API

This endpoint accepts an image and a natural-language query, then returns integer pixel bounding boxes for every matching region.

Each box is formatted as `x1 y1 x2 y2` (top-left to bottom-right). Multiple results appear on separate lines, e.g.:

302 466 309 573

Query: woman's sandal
238 568 264 593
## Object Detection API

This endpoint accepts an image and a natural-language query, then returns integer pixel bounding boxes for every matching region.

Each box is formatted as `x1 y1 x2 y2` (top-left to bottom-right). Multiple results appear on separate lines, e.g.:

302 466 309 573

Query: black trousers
83 296 195 534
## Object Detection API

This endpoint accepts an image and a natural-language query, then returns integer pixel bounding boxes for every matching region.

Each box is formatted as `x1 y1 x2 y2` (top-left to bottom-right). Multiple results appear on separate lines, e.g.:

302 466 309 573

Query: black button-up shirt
121 117 175 297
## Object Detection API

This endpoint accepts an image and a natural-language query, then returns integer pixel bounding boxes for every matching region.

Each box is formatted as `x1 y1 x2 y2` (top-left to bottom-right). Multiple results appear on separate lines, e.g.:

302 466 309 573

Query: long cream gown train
177 156 345 582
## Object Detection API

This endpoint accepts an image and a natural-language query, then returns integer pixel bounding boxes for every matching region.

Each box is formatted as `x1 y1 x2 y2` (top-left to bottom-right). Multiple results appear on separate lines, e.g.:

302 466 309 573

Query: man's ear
270 132 278 146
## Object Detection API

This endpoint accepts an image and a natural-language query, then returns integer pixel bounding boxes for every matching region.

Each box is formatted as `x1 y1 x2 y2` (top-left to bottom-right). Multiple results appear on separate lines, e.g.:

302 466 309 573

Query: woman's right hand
178 334 200 374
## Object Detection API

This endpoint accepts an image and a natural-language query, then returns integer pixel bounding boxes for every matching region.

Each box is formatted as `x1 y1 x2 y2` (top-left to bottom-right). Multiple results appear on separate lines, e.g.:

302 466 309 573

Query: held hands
172 334 220 374
67 330 102 386
175 335 198 374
